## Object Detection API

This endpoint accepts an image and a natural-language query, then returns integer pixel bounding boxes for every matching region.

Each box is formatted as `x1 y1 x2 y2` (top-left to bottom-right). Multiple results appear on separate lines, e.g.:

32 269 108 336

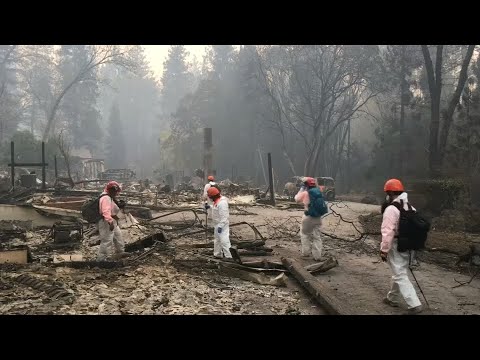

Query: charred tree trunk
399 45 407 178
422 45 443 178
422 45 475 177
438 45 475 167
346 119 351 192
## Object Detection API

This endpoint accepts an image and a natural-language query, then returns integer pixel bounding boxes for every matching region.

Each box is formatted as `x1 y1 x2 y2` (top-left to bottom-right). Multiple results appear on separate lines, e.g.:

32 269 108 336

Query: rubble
0 220 30 241
0 189 315 314
0 179 383 314
230 195 256 205
53 254 83 263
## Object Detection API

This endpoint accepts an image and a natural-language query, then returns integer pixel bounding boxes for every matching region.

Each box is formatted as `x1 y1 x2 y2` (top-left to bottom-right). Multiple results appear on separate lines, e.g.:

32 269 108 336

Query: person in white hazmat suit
202 175 217 219
205 186 232 259
294 177 323 261
380 178 423 315
97 181 126 261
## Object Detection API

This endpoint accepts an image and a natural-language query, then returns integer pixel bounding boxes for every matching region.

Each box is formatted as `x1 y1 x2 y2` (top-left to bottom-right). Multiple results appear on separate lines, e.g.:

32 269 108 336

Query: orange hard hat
207 186 220 197
208 175 215 181
304 177 316 187
384 179 404 192
106 181 121 192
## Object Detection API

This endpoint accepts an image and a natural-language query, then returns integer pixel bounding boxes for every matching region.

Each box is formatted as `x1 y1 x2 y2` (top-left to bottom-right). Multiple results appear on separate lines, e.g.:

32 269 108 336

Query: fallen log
51 260 124 269
234 240 266 248
178 243 214 249
173 251 284 274
219 261 286 274
254 246 273 252
219 262 286 287
305 257 339 274
241 259 285 270
178 239 265 250
237 250 270 257
198 248 272 257
281 257 350 315
173 259 218 270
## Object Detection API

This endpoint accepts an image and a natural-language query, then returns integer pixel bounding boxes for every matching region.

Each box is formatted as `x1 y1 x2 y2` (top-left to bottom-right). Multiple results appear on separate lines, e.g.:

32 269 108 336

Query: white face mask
385 195 391 203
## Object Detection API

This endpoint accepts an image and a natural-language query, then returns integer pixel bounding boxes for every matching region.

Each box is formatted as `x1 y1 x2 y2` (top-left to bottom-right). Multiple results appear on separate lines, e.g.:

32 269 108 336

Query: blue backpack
305 187 328 218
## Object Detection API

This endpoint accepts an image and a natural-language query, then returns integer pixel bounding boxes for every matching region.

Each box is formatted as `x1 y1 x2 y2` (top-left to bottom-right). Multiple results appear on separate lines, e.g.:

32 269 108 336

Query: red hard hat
207 187 220 197
384 179 404 192
304 177 316 187
106 181 121 192
208 175 215 181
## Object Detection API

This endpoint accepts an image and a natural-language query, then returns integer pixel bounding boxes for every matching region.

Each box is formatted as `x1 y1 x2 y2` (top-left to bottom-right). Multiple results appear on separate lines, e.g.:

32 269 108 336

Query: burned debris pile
0 176 327 315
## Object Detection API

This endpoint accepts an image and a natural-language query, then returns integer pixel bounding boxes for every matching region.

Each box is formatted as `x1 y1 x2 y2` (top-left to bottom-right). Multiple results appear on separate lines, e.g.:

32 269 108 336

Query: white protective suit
211 195 232 258
97 194 125 261
202 181 216 219
295 188 323 261
381 192 422 309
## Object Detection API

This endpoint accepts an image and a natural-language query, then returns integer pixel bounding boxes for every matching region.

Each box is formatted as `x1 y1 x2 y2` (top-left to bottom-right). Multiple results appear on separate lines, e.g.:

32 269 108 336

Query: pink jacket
380 192 415 253
294 188 309 210
203 181 216 202
99 190 119 224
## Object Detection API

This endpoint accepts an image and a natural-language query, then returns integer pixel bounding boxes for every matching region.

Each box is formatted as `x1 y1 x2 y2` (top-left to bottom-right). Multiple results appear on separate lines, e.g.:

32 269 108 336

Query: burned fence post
204 128 213 183
54 155 58 179
10 141 15 188
41 142 46 190
268 153 275 206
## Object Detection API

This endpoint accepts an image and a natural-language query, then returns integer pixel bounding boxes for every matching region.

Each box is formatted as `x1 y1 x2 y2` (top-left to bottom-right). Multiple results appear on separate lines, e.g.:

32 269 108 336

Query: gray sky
143 45 208 79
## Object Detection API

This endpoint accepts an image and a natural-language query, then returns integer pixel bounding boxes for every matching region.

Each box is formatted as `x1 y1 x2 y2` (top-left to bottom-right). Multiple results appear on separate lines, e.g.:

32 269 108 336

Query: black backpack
390 200 431 252
81 194 109 223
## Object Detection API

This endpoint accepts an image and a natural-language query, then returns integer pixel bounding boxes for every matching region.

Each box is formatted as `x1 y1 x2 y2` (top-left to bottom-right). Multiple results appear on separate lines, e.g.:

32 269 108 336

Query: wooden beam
219 262 286 287
281 257 350 315
305 257 339 274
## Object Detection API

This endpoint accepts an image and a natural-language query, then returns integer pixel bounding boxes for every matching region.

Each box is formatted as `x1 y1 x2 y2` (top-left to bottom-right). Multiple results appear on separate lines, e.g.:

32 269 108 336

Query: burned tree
54 130 74 187
256 45 380 177
42 45 137 142
421 45 475 177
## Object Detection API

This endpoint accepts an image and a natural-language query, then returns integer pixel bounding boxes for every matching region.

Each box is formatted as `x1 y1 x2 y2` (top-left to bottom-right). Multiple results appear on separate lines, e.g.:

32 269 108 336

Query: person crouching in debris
206 186 233 260
203 175 217 219
380 179 423 314
294 177 327 261
97 181 126 261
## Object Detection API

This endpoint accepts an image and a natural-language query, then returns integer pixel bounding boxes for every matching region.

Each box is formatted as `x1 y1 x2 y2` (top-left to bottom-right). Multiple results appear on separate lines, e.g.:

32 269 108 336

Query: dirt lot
224 201 480 315
0 200 479 315
143 201 480 315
